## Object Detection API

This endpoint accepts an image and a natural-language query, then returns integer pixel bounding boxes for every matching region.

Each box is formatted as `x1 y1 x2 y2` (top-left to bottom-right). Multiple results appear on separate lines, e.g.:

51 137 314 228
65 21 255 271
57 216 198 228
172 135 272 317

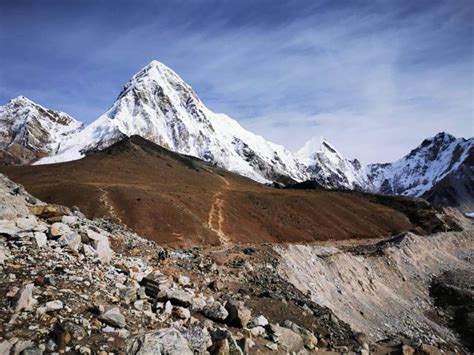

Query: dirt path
97 186 125 225
208 176 230 245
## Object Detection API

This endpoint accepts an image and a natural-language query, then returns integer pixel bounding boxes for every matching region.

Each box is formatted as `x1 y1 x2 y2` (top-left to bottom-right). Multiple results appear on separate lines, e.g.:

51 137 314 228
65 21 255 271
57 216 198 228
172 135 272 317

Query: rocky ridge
297 137 372 190
0 173 361 354
1 172 472 353
34 61 306 185
367 132 473 199
0 96 83 165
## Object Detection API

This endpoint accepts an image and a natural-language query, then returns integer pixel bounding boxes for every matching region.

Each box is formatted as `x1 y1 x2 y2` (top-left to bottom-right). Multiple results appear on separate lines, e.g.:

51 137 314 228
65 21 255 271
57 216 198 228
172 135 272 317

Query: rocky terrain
0 135 453 246
0 96 83 165
1 168 473 354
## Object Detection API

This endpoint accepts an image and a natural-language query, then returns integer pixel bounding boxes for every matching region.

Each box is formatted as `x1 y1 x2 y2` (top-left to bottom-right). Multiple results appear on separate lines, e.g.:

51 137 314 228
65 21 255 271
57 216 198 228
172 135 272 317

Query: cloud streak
0 0 472 163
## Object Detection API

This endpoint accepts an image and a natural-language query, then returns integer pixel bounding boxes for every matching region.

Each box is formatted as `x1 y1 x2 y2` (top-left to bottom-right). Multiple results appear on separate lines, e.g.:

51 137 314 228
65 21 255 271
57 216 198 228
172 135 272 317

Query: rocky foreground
0 172 473 354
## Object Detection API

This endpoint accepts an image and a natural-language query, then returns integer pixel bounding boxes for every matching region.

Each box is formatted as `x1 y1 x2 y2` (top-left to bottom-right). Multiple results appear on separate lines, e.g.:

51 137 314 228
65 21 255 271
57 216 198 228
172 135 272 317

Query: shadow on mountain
0 136 457 247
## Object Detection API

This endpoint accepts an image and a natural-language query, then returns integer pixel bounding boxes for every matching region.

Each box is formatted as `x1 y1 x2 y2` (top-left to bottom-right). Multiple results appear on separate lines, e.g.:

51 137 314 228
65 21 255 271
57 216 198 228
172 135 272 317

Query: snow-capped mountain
37 60 306 184
367 132 473 198
0 96 83 164
297 137 371 190
2 62 470 208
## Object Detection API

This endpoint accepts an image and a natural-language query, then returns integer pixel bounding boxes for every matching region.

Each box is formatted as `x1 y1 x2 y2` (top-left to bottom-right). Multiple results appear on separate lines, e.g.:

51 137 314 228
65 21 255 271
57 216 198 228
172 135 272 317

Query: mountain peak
8 95 36 106
431 131 456 144
297 136 342 164
297 136 371 190
367 132 472 197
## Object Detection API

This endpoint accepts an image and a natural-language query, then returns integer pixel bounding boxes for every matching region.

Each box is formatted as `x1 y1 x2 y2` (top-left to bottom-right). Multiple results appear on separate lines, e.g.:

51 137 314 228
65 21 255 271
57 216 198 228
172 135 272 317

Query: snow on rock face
297 137 371 190
37 61 306 184
367 132 473 197
0 96 84 164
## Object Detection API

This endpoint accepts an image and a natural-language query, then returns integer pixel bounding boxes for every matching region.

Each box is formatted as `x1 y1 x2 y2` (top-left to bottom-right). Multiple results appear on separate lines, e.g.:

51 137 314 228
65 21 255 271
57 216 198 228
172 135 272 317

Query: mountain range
0 60 472 210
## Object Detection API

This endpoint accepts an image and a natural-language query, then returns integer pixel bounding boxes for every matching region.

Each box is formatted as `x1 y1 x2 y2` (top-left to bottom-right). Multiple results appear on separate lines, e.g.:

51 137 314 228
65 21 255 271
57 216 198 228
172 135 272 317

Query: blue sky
0 0 472 163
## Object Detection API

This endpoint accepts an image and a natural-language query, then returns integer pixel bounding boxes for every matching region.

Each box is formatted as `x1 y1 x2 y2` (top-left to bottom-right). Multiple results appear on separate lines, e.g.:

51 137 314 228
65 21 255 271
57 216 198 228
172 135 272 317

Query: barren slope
1 136 426 246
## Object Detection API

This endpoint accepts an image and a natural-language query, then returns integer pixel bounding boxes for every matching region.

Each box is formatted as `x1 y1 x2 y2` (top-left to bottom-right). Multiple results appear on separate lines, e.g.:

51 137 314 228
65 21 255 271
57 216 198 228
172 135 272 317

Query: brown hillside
1 136 419 247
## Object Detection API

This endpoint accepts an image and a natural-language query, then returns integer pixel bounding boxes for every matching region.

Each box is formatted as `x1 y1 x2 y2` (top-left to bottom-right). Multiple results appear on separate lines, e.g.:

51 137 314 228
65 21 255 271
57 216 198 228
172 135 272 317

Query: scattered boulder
0 244 10 264
163 289 192 307
248 315 268 328
127 328 193 355
99 307 126 328
20 346 44 355
33 232 47 248
225 300 252 328
13 283 36 313
88 233 113 264
0 220 20 236
208 279 223 291
42 300 64 313
282 320 318 349
268 324 304 352
0 340 12 355
29 204 70 219
202 301 229 322
15 215 38 230
211 328 243 355
12 340 35 355
173 306 191 320
249 326 266 337
58 232 82 252
50 222 71 238
180 326 212 353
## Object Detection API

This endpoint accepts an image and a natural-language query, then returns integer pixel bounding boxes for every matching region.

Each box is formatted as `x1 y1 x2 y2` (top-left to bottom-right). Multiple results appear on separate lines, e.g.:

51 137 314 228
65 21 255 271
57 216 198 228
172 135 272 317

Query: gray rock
82 243 97 257
120 287 138 304
269 324 304 352
99 307 126 328
20 347 44 355
58 232 82 252
165 289 192 307
249 326 266 337
180 326 212 353
282 320 317 349
0 220 20 236
225 300 252 328
33 232 47 248
44 300 64 312
12 340 34 355
61 215 78 225
92 235 113 264
202 301 229 322
0 340 12 355
13 283 36 313
127 328 193 355
15 216 38 230
50 222 71 237
211 328 243 355
61 320 87 340
248 315 268 328
173 306 191 320
0 244 10 264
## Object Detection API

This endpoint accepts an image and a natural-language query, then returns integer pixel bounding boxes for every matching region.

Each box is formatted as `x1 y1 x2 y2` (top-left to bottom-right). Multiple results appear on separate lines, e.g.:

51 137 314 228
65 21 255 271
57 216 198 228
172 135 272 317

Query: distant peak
432 132 455 141
9 95 36 105
420 132 456 149
136 60 180 80
147 59 169 69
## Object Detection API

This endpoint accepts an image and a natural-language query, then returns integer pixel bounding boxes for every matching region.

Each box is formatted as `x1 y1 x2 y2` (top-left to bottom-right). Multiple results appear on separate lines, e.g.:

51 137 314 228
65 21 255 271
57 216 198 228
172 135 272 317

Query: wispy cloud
0 0 472 163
